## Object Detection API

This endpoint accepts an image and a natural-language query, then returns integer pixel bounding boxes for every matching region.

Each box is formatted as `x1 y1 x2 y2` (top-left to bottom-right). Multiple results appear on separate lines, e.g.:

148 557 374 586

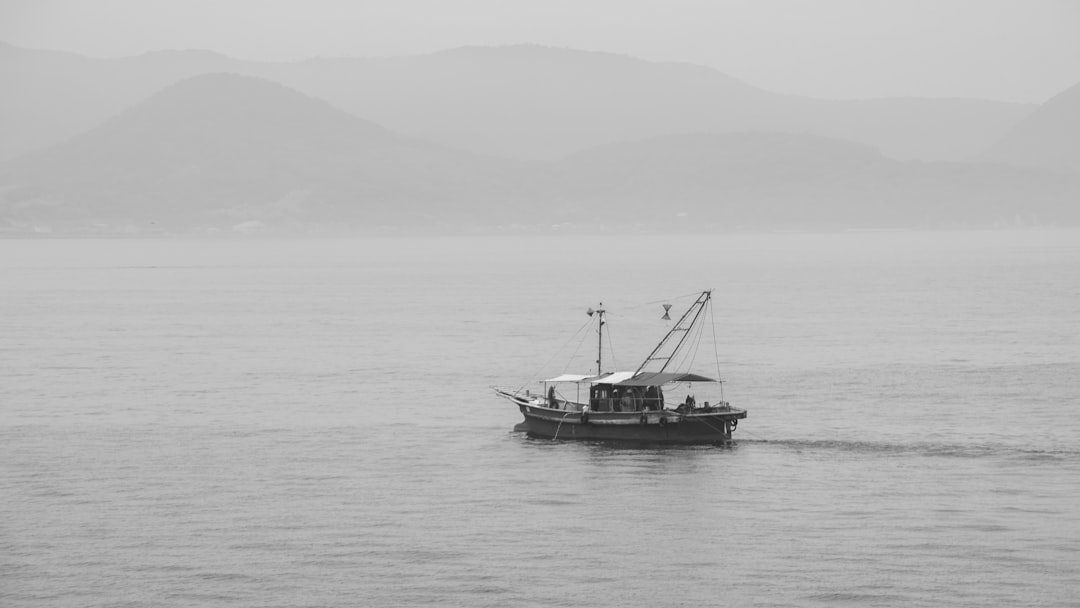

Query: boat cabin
537 371 722 413
589 371 720 412
589 383 663 412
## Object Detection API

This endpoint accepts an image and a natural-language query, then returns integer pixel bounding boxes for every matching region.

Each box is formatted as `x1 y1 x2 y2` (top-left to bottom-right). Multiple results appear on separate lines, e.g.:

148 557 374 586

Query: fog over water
2 233 1079 606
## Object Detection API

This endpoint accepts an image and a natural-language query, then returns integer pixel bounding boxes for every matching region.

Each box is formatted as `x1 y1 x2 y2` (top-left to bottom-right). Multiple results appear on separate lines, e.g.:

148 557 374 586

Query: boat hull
515 403 747 444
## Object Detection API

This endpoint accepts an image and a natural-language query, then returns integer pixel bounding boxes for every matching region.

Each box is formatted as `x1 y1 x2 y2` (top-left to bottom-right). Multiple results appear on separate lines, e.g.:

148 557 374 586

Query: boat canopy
544 371 638 384
546 371 716 386
593 371 636 385
544 374 595 383
614 372 717 386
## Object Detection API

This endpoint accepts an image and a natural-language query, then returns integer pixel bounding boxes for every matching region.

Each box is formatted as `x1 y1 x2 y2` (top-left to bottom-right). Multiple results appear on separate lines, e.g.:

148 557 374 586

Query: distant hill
3 78 1075 233
0 42 249 161
264 46 1033 163
536 132 1080 228
2 71 1074 233
0 42 1033 163
980 80 1080 174
0 73 519 232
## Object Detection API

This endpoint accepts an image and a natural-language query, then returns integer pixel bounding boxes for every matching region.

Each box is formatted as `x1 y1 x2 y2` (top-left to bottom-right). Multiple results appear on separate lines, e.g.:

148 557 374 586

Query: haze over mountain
541 132 1079 227
0 42 1033 164
0 73 521 231
980 80 1080 175
0 41 248 161
2 73 1075 233
261 45 1035 164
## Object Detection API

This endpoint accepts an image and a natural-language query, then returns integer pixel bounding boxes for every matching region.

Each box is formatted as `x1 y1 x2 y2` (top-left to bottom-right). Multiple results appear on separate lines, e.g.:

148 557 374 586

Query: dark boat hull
515 403 747 444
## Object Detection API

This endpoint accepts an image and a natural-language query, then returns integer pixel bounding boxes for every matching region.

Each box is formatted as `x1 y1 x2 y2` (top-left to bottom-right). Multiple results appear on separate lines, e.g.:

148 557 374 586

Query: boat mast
634 290 712 375
595 304 605 375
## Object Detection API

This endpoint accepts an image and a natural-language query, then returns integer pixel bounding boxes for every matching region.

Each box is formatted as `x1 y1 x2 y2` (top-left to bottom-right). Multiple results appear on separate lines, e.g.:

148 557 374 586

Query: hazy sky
2 0 1078 103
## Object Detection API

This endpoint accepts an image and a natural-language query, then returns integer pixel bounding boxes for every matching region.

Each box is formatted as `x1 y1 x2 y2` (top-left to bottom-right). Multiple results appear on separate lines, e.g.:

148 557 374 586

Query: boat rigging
494 290 747 444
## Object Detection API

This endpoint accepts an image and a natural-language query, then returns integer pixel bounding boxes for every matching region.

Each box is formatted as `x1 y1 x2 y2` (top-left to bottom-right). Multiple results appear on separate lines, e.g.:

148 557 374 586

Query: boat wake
740 438 1080 462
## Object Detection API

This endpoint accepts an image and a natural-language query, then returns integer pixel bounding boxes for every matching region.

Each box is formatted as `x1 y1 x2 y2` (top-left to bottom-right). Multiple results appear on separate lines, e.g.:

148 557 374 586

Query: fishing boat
494 290 747 443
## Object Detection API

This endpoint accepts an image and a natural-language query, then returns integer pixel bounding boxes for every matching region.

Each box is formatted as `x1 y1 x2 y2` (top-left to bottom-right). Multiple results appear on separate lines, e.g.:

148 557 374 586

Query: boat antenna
587 304 606 375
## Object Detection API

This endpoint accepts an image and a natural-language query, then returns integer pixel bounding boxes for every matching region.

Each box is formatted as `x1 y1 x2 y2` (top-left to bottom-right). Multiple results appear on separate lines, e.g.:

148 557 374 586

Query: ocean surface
2 231 1079 607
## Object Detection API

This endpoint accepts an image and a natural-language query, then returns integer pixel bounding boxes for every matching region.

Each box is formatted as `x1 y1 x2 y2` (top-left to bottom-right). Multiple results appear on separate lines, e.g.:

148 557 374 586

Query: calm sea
2 231 1079 607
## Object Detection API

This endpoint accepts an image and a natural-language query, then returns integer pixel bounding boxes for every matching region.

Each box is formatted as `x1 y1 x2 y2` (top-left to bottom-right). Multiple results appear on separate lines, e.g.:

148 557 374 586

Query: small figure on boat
644 385 662 411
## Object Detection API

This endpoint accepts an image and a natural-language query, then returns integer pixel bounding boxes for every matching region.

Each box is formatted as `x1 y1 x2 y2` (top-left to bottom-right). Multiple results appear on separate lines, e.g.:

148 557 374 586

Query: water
2 231 1079 607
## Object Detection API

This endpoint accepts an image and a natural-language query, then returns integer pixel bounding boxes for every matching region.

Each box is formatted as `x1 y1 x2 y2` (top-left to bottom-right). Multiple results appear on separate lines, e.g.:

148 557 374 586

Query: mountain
0 42 248 161
4 85 1075 233
979 80 1080 174
0 42 1033 163
536 132 1080 228
262 46 1033 163
0 73 520 231
2 70 1072 234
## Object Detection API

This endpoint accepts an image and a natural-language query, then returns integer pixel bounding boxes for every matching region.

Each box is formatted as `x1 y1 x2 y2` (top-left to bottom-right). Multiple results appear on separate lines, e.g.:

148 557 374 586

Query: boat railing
547 398 586 412
589 396 665 412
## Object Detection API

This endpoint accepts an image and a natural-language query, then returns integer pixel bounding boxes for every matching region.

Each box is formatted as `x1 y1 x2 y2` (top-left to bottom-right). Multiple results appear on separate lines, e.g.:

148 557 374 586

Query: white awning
614 371 717 386
544 374 595 383
545 371 641 384
591 371 636 385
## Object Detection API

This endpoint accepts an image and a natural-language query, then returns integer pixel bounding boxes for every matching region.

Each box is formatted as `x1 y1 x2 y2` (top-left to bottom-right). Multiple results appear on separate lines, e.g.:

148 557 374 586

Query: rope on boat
709 300 724 386
690 413 734 438
552 412 571 441
671 306 707 374
564 316 595 375
515 316 594 394
634 290 706 310
604 318 618 372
